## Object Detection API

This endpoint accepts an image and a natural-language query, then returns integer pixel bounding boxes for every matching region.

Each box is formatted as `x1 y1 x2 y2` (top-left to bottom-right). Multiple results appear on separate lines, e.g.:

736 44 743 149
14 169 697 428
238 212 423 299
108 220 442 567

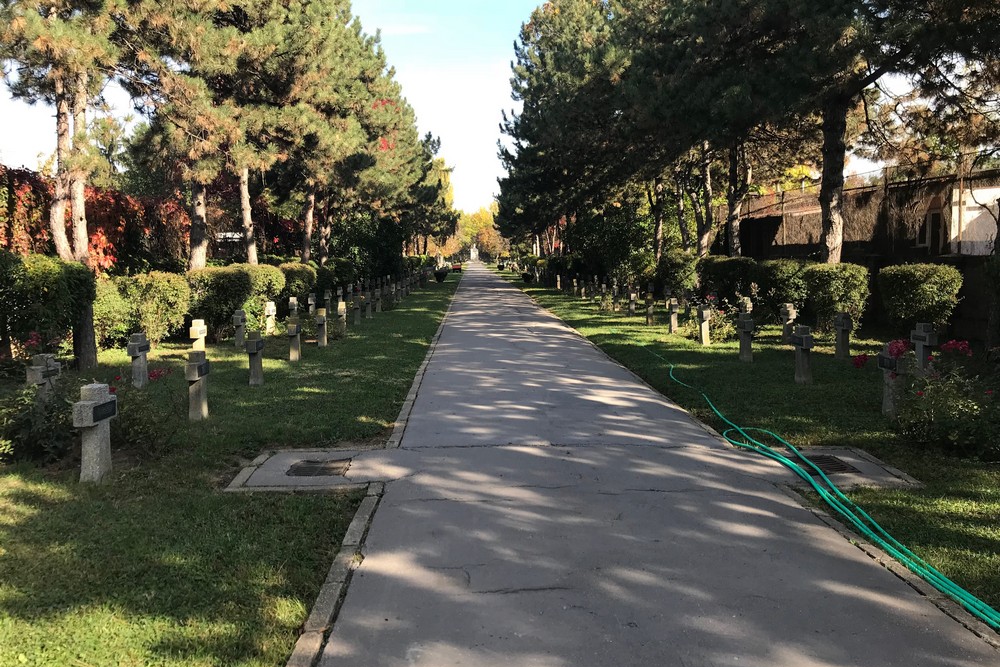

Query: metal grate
802 454 861 476
287 458 352 477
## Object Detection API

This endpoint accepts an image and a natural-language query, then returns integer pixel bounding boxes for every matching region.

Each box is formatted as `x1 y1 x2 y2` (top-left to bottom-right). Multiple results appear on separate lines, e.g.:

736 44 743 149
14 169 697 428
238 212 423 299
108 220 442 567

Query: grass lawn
502 268 1000 614
0 273 459 667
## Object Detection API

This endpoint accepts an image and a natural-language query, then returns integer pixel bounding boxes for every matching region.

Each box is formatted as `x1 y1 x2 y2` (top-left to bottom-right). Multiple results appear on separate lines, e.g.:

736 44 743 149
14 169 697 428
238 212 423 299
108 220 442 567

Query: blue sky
0 0 541 212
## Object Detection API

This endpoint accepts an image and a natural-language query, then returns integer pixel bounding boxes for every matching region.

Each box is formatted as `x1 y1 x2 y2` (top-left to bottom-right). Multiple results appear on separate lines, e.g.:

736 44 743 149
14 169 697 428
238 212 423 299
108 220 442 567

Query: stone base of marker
127 333 151 389
791 325 814 385
288 319 302 362
186 351 210 421
737 313 754 363
316 309 328 347
74 383 117 484
246 332 265 386
698 307 712 346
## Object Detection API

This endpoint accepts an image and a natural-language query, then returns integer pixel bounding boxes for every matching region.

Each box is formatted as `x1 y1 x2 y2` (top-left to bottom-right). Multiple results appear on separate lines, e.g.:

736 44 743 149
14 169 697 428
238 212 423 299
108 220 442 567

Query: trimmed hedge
93 278 132 347
316 258 358 299
119 271 191 345
232 263 285 329
803 263 870 330
697 256 758 306
188 267 254 340
756 259 811 322
877 263 963 330
278 262 318 313
655 249 698 297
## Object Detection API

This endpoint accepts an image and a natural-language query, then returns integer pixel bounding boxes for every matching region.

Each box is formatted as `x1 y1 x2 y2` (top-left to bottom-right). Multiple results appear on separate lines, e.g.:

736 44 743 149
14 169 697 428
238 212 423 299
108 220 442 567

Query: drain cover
287 458 352 477
802 454 860 476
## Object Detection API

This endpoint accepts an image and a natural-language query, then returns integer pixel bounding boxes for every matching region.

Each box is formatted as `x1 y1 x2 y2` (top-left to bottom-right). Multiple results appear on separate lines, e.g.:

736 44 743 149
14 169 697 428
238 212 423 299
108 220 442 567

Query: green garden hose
643 346 1000 632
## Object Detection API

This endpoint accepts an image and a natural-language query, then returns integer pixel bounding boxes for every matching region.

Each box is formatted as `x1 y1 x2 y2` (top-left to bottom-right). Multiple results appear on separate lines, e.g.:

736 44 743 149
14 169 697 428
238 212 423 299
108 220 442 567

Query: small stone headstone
877 343 911 418
698 306 712 346
26 353 61 398
910 323 939 371
288 296 299 317
264 301 277 336
780 303 797 344
737 313 754 363
556 275 562 290
185 350 210 421
375 288 383 313
189 319 207 351
308 293 316 316
232 310 246 348
287 317 302 362
668 299 680 334
316 308 328 347
245 331 265 387
833 312 853 360
126 333 151 389
365 289 374 319
353 293 362 326
74 383 117 483
324 289 333 313
645 285 655 326
790 325 814 385
628 289 638 316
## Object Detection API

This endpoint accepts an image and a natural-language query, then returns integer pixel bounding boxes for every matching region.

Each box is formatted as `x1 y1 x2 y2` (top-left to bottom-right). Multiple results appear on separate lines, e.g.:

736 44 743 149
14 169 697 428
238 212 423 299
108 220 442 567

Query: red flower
109 386 117 394
987 390 995 397
888 339 912 359
114 375 121 382
852 354 870 369
916 391 924 397
940 339 973 357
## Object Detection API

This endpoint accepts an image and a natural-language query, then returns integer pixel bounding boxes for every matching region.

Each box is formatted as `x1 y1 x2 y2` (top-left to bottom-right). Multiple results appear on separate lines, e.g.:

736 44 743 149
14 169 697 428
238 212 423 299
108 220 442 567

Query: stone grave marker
245 331 265 386
645 284 655 325
316 308 328 347
126 333 151 389
737 313 754 363
877 343 911 418
910 323 938 371
189 318 207 351
74 383 117 483
289 296 299 317
698 306 712 346
232 310 247 348
324 289 333 313
580 280 587 299
365 288 374 319
375 287 383 313
186 350 210 421
288 317 302 362
668 299 680 334
572 277 579 297
628 288 638 316
264 301 277 335
556 275 562 290
780 303 797 344
336 296 348 336
833 312 853 360
26 353 61 398
790 325 815 385
353 292 362 325
308 293 316 316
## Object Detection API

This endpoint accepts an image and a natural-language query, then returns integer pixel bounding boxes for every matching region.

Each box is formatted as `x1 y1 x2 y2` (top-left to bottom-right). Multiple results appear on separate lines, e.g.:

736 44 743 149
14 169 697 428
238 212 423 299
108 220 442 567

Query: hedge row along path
313 262 996 666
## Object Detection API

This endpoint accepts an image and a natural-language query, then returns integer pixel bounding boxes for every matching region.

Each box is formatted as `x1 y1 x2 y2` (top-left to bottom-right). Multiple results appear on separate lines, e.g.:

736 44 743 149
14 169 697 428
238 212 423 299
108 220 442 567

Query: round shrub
93 278 131 348
802 263 870 331
188 267 254 340
877 263 963 330
655 249 698 297
756 259 811 322
6 253 95 353
230 263 285 330
697 256 758 305
278 262 318 313
119 271 191 345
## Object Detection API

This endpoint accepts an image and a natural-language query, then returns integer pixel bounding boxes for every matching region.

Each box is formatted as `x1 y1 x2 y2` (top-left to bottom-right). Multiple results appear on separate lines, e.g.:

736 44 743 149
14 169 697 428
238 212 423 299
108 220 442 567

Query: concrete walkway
319 263 996 667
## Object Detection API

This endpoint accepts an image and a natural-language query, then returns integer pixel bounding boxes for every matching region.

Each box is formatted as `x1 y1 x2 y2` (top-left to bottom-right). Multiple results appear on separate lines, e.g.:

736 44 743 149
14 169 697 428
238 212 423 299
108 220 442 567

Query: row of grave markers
28 270 431 485
549 271 942 417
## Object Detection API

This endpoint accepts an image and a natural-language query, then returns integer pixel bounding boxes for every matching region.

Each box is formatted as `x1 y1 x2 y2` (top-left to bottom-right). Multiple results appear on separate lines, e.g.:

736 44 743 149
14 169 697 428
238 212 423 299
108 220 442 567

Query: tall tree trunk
819 96 849 264
70 71 89 263
239 166 258 265
188 181 209 270
726 142 751 257
676 183 690 252
696 142 714 257
648 176 665 261
301 188 315 263
422 235 429 255
318 196 331 267
49 72 73 261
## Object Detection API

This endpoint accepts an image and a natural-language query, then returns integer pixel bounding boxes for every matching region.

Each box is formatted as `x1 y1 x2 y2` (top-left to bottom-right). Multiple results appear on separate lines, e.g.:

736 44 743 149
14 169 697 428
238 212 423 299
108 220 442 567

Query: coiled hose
643 345 1000 631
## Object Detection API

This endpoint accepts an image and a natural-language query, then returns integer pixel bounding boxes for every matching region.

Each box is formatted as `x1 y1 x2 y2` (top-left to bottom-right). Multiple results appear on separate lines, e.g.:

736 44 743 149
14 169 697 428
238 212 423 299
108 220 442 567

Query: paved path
319 263 996 667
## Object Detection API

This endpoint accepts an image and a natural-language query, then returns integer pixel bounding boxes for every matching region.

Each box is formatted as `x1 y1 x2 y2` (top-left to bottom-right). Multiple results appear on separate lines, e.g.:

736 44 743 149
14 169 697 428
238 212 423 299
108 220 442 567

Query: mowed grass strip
0 273 459 667
503 269 1000 611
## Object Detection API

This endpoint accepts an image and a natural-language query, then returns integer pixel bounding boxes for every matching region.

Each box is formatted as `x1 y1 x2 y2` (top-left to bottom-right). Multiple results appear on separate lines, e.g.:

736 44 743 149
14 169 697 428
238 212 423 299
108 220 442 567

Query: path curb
386 272 463 448
285 481 385 667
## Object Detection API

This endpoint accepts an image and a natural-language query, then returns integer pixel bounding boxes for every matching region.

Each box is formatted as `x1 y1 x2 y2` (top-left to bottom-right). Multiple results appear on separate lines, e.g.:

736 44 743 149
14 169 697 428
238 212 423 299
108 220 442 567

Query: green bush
93 278 131 348
655 249 698 297
0 382 78 463
119 271 191 345
227 263 285 329
877 263 963 330
5 253 95 353
316 258 358 299
278 262 318 313
697 256 758 306
187 267 254 340
802 263 870 331
756 259 811 322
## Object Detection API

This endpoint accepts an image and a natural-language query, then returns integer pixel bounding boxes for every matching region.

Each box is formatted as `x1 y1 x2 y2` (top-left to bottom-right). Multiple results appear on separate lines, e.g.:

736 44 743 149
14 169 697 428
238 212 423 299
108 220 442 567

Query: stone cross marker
580 280 587 299
316 308 328 347
264 301 277 336
572 277 579 297
353 292 362 326
780 303 797 344
668 299 680 334
375 287 383 313
365 288 374 319
74 383 117 483
645 284 655 326
126 333 151 389
790 325 815 385
556 275 562 291
910 322 939 371
26 353 61 397
185 350 210 421
628 288 638 316
289 296 299 317
737 313 754 363
698 306 712 346
833 312 853 360
287 317 302 362
307 293 316 316
877 343 911 418
189 319 208 351
324 289 333 313
245 331 265 387
232 310 247 348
